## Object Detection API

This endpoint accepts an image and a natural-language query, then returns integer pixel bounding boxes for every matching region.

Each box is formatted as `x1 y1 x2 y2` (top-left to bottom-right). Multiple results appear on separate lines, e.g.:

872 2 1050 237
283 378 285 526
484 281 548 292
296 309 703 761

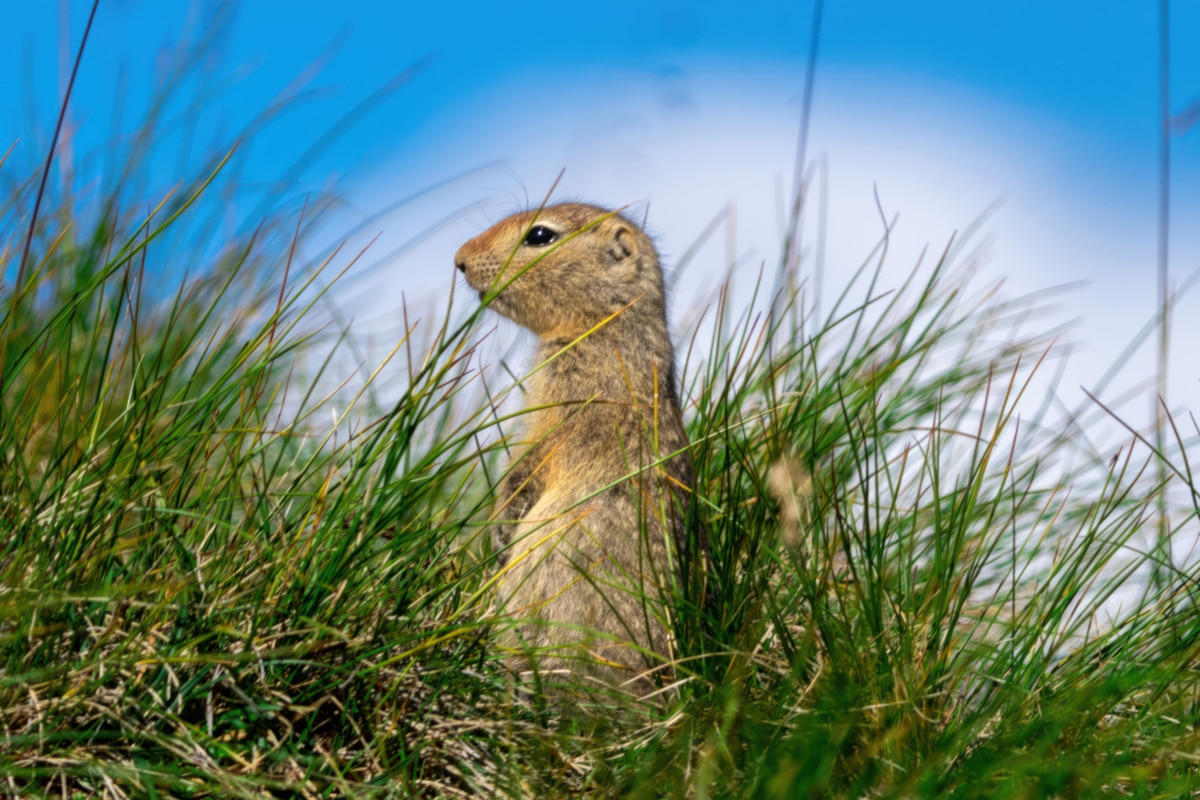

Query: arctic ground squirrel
455 203 693 697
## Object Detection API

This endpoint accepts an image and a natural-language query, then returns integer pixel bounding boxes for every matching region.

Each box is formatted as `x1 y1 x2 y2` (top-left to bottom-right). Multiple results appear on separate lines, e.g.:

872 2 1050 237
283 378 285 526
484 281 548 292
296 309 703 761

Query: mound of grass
3 30 1199 800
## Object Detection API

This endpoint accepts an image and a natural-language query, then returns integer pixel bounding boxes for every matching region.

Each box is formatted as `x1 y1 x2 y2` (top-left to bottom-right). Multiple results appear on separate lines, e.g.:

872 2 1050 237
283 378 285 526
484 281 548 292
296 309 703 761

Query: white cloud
322 61 1199 439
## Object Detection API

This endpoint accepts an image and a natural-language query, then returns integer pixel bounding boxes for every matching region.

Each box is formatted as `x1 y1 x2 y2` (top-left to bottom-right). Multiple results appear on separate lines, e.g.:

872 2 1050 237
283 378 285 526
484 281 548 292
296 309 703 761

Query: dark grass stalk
780 0 824 278
1153 0 1172 598
12 0 97 299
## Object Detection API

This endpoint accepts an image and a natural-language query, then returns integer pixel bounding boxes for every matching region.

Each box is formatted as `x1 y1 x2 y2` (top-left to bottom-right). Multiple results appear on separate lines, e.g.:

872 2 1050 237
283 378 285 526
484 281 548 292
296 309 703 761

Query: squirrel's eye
523 225 558 247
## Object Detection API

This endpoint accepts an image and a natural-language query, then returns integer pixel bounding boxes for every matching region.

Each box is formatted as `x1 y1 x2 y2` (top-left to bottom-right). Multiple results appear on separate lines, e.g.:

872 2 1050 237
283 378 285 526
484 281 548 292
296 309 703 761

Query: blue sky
4 1 1200 425
5 2 1197 189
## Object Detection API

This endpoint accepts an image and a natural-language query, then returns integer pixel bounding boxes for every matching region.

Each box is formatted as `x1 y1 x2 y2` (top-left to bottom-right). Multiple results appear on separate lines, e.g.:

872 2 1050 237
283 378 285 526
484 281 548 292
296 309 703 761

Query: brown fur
455 203 692 697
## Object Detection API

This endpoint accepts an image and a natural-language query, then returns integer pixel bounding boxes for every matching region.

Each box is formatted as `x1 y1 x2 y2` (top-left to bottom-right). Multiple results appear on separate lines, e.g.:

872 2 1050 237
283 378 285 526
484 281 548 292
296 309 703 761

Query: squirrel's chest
504 482 646 568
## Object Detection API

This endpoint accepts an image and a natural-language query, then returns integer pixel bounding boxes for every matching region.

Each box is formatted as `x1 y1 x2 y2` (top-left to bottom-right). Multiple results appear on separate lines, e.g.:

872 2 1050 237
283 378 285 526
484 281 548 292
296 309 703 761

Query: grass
4 33 1200 800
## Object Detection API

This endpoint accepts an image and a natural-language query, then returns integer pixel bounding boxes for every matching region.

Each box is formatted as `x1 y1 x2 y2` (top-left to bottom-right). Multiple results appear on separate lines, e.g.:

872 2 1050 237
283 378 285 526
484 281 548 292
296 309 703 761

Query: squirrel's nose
454 256 466 273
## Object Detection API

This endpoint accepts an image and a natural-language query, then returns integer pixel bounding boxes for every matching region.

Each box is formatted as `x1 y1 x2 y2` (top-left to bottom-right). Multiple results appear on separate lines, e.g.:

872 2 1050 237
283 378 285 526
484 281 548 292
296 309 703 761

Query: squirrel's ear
604 226 635 266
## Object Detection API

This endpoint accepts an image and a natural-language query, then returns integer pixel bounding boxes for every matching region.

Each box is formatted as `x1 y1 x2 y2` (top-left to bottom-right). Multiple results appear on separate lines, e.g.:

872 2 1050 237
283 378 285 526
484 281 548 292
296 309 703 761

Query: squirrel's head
454 203 666 339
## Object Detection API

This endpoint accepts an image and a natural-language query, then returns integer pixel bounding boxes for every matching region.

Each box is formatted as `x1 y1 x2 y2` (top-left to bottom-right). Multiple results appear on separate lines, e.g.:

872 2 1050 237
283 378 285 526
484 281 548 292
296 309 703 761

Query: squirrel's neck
529 311 678 408
520 308 690 485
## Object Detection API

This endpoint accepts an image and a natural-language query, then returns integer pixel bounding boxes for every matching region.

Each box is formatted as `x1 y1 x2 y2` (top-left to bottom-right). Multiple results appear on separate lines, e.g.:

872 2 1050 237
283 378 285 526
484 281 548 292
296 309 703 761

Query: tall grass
4 32 1200 800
